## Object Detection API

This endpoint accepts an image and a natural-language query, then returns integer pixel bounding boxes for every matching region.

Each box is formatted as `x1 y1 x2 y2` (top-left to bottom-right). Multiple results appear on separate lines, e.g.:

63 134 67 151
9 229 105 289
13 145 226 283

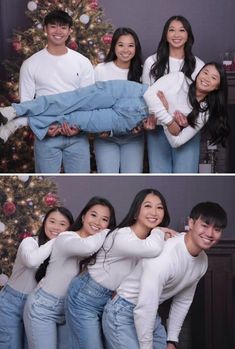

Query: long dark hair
150 15 196 82
104 27 143 82
187 62 229 146
78 197 116 273
35 206 74 282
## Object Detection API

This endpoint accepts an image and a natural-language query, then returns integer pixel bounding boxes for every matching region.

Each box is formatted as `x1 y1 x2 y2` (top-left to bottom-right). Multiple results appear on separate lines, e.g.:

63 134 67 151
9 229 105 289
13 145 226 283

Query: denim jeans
0 285 28 349
147 126 200 173
34 133 90 173
23 287 69 349
102 295 167 349
65 272 113 349
94 133 144 173
13 80 148 140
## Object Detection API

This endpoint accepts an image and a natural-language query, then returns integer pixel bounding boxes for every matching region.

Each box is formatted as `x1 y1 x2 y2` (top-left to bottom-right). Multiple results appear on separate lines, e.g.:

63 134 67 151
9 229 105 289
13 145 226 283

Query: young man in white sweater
8 9 94 173
102 201 227 349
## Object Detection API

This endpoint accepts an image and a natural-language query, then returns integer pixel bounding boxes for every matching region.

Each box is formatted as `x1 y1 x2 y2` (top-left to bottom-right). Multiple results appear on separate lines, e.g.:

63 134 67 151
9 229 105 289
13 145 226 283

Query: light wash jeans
13 80 148 140
102 295 167 349
147 126 200 173
94 133 144 173
0 285 28 349
34 133 90 173
65 272 113 349
23 287 69 349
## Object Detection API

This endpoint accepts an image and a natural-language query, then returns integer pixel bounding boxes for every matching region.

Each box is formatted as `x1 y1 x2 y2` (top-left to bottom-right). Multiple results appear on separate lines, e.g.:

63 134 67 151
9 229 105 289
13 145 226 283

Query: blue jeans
23 287 69 349
65 272 113 349
94 133 144 173
0 285 28 349
102 295 167 349
147 126 200 173
34 134 90 173
13 80 148 140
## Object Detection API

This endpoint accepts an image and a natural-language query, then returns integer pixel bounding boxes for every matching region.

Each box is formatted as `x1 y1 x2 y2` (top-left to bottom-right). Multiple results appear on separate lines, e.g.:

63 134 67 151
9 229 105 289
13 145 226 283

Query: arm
134 258 169 349
20 237 55 268
59 229 109 258
113 227 165 258
166 284 198 342
163 112 209 148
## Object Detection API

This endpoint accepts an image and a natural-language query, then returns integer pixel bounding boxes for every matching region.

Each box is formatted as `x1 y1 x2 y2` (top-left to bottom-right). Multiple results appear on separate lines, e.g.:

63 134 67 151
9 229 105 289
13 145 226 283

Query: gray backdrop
1 0 234 62
51 175 235 239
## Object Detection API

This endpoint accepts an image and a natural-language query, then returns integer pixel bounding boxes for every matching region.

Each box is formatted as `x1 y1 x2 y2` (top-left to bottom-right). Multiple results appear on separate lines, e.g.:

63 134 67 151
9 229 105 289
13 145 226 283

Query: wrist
166 119 175 127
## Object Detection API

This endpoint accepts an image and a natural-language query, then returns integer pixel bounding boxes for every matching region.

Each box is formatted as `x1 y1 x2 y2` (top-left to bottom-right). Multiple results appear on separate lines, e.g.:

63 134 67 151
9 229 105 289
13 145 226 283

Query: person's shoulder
68 48 92 63
22 48 47 63
144 53 156 65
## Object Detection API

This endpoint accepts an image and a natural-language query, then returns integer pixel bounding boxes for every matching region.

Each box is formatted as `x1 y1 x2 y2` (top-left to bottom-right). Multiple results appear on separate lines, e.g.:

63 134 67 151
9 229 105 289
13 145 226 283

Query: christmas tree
0 175 60 284
0 0 113 173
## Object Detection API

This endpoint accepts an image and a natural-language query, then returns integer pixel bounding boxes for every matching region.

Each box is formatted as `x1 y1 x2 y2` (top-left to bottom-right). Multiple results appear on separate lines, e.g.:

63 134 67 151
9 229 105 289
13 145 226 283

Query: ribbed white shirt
88 226 165 291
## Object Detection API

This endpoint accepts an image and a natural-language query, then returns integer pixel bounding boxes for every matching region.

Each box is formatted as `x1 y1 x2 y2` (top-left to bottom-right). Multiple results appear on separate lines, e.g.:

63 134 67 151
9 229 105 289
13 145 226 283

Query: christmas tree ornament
3 201 16 216
0 222 6 233
18 175 29 182
43 193 58 207
79 14 90 24
27 1 37 11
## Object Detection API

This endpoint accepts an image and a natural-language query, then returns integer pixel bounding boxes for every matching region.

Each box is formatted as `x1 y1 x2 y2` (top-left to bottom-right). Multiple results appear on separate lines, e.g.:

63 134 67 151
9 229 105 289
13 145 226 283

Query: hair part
104 27 143 82
189 201 227 229
150 15 196 82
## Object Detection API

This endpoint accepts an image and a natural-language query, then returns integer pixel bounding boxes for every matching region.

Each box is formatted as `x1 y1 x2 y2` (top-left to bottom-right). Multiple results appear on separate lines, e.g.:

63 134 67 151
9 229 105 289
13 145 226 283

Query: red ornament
12 40 22 52
102 34 112 45
3 201 16 216
19 232 33 240
43 193 58 207
89 0 98 9
68 41 79 51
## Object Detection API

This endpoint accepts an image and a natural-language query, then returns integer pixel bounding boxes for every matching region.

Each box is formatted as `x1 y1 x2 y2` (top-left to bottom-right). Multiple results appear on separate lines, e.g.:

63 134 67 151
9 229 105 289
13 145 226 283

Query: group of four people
0 10 229 173
0 188 227 349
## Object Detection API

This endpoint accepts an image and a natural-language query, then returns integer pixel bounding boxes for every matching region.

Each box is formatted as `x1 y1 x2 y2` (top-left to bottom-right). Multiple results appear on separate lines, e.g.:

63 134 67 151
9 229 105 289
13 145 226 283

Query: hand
174 110 188 128
157 90 169 111
131 124 143 134
167 120 181 136
98 132 111 138
158 227 179 240
47 124 61 137
143 114 157 130
60 122 80 137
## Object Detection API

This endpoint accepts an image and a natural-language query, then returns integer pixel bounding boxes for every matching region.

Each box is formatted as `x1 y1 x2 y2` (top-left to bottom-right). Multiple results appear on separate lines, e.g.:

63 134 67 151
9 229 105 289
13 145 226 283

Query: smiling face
114 34 136 68
132 193 165 238
167 20 188 51
79 204 111 237
44 210 71 240
186 217 222 256
44 22 71 48
196 64 221 97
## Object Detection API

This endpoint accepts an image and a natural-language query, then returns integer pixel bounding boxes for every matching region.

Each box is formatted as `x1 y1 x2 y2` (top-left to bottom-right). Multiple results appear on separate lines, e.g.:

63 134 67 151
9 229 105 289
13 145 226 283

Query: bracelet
167 340 178 348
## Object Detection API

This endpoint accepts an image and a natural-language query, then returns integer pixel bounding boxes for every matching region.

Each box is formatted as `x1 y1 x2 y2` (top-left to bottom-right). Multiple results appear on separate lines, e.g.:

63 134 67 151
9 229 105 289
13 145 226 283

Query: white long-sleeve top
17 47 95 128
7 237 55 294
143 71 209 148
38 229 109 297
142 54 204 86
94 61 128 81
88 227 165 291
120 234 207 349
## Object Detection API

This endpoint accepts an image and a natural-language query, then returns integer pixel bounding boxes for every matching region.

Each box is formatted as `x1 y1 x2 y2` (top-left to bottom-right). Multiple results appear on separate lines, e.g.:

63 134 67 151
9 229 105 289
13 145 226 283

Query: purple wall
99 0 235 62
51 175 235 239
